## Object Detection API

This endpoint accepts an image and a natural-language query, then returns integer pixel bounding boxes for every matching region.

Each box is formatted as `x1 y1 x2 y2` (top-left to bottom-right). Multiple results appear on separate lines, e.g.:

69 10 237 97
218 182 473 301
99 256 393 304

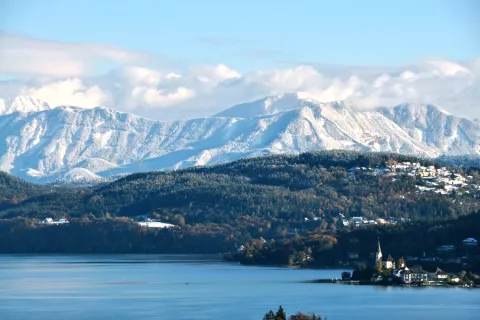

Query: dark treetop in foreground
263 306 323 320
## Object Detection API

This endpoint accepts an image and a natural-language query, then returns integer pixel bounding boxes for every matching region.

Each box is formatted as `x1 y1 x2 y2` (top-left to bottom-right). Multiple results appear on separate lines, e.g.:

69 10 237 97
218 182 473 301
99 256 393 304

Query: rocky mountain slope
0 93 478 183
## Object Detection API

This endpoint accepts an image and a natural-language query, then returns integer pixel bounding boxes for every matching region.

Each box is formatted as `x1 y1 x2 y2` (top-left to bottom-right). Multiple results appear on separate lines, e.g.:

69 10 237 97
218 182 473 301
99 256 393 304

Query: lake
0 255 478 320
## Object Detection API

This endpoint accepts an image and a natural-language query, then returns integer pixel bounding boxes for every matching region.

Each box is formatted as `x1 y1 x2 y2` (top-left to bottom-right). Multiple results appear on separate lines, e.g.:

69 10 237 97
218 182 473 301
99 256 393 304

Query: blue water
0 255 478 320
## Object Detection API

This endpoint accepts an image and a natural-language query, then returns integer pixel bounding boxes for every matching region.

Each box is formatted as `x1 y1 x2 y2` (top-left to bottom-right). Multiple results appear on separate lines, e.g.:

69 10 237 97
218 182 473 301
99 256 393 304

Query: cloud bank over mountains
0 34 479 120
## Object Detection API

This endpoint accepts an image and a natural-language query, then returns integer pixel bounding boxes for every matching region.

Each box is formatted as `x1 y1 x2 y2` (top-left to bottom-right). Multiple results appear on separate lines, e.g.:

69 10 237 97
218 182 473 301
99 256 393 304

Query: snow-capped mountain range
0 93 478 183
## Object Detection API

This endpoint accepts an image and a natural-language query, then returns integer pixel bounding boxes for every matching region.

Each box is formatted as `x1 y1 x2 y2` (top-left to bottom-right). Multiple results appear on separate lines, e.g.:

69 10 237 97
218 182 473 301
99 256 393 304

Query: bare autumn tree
289 312 321 320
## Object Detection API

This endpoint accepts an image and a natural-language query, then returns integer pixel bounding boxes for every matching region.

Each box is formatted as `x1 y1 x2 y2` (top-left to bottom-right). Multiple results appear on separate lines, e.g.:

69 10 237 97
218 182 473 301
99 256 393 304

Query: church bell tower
376 239 382 261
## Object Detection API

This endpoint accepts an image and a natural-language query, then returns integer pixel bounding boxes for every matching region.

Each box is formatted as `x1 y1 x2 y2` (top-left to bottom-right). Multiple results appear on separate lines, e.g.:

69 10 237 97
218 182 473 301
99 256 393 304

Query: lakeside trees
264 306 323 320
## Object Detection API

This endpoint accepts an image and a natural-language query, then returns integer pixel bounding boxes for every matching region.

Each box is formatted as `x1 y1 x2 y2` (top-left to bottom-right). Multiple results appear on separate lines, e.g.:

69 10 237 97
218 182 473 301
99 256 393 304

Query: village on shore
340 238 479 288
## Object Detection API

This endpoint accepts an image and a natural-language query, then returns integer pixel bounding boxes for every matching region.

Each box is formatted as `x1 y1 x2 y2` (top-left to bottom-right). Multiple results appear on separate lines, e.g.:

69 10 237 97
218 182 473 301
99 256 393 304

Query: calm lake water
0 255 478 320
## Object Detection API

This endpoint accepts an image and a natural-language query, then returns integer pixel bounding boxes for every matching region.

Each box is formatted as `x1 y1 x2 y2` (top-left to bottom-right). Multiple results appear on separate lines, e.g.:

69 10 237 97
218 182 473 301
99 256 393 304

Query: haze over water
0 255 478 320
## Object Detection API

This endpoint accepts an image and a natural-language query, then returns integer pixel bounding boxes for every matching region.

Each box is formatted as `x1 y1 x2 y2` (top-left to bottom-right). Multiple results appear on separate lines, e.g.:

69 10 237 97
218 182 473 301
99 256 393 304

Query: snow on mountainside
214 92 320 118
0 96 53 114
0 94 478 183
378 103 480 155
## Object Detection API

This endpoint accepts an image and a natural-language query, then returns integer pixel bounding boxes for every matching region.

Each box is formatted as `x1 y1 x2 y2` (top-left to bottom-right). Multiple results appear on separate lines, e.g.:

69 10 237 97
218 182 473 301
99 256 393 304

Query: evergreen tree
263 310 275 320
275 305 287 320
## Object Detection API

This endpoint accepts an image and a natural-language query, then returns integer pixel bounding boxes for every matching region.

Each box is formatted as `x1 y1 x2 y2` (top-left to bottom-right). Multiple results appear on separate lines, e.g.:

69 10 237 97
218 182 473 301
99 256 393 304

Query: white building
351 217 364 226
399 270 428 284
383 255 395 270
462 238 478 246
137 221 175 228
435 268 448 281
43 218 69 225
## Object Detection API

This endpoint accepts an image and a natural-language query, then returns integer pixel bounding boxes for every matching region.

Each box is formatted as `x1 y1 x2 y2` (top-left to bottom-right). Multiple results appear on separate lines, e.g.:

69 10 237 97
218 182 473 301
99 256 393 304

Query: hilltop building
462 238 478 246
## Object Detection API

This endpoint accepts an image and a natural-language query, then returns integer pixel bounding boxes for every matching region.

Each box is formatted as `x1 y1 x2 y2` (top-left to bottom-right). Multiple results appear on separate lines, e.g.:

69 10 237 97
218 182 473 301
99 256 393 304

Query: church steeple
375 238 382 262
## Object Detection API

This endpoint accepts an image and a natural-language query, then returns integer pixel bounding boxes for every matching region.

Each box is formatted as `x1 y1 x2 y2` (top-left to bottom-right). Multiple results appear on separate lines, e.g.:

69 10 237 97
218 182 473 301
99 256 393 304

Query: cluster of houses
388 162 475 194
371 238 478 285
349 161 478 195
339 213 405 227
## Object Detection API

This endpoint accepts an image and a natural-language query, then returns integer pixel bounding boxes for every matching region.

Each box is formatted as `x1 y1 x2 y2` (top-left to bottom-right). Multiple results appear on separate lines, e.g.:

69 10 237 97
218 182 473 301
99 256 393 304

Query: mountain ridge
0 93 478 183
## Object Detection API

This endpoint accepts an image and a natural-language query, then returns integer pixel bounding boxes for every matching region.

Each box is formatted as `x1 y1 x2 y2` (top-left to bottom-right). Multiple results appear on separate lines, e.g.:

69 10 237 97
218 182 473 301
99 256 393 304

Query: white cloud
424 60 471 76
190 64 241 84
22 78 109 109
131 86 196 108
0 33 161 77
0 35 478 120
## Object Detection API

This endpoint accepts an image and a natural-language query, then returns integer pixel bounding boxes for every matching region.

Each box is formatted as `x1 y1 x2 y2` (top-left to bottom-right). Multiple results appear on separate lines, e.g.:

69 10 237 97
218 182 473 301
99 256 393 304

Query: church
374 239 427 284
375 239 397 271
375 239 409 271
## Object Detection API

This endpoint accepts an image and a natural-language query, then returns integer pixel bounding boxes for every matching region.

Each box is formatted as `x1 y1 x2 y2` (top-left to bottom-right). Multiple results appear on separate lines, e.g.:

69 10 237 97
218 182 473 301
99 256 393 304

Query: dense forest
1 150 479 223
232 212 480 272
0 150 479 264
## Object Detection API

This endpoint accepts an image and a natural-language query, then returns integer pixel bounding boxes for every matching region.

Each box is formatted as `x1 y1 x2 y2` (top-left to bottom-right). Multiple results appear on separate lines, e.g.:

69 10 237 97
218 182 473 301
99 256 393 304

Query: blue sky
0 0 479 120
1 0 478 72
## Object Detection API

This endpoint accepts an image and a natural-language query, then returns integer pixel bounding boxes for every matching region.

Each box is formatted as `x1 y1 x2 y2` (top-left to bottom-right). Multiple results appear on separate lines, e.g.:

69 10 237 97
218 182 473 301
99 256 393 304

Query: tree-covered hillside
0 150 479 258
1 150 479 226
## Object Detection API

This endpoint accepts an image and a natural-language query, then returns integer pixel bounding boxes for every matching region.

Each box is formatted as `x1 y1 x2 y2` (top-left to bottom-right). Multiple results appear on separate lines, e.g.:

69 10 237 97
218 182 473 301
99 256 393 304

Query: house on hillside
42 218 69 225
351 217 364 226
435 267 448 281
462 238 478 246
376 218 387 225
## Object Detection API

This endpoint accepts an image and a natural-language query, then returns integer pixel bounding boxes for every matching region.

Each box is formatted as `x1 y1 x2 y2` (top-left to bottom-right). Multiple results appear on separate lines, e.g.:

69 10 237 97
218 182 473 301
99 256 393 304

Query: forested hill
0 171 59 203
1 150 479 226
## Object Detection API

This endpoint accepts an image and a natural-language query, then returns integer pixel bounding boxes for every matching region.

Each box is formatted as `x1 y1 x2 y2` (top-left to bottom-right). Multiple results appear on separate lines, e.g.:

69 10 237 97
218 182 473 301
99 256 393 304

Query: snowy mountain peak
390 102 457 117
0 96 52 115
378 103 480 154
214 92 346 119
378 103 454 124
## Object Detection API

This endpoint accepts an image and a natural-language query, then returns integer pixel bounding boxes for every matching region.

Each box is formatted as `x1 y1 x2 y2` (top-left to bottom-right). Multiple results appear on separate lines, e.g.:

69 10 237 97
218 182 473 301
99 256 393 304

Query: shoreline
301 278 479 288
